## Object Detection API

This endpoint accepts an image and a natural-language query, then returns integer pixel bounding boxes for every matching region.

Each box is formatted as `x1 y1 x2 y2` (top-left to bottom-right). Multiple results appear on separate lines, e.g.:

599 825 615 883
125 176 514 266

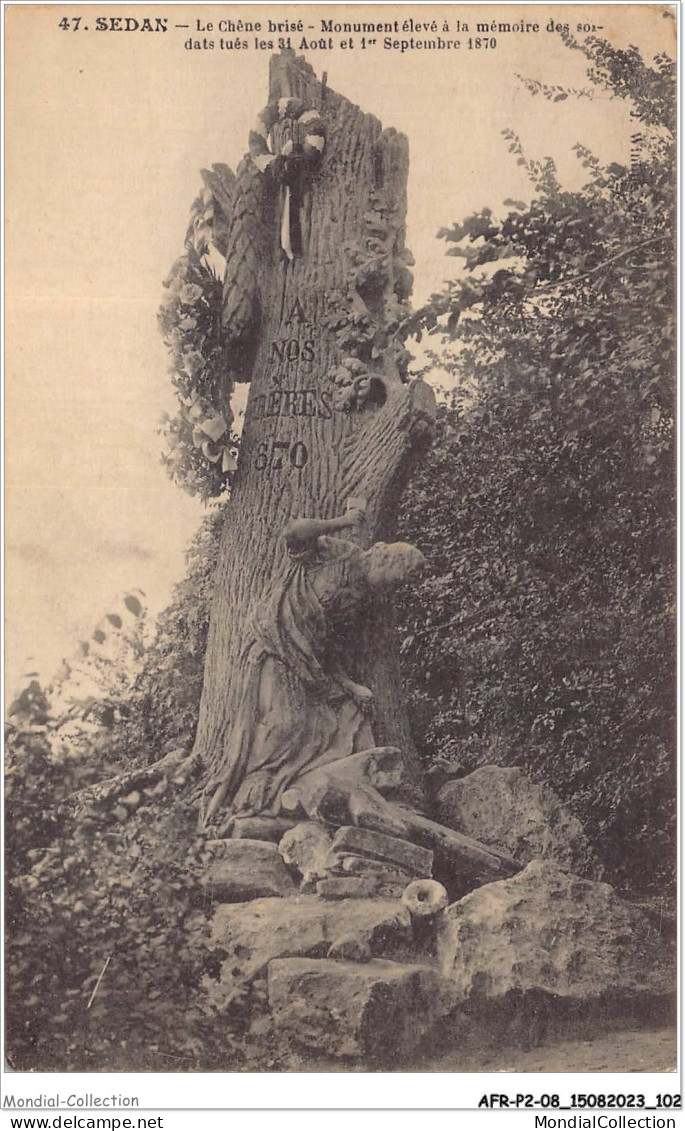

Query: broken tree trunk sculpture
155 51 521 890
192 52 435 817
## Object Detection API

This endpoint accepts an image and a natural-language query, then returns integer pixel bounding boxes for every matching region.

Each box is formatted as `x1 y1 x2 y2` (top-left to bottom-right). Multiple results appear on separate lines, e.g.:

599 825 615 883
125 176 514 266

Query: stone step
267 957 457 1064
202 839 295 902
208 895 413 1006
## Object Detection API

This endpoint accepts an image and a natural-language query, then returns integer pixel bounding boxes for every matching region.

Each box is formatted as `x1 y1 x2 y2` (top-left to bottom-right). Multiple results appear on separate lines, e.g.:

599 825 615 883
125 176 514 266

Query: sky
5 3 675 694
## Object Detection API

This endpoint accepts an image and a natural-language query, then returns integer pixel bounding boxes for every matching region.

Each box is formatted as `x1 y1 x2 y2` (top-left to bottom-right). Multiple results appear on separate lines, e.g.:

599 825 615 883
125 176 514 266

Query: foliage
158 182 238 500
6 741 206 1070
5 682 68 879
397 36 675 895
41 593 150 777
5 514 244 1072
4 639 287 1072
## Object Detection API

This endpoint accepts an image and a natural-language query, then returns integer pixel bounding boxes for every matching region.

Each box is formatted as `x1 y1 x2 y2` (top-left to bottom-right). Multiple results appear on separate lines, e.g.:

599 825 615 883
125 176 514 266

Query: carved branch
68 748 196 817
341 377 436 535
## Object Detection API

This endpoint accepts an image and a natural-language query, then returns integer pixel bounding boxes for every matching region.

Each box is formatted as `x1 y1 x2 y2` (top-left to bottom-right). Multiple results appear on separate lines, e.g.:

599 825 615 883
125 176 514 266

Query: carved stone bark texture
192 52 434 809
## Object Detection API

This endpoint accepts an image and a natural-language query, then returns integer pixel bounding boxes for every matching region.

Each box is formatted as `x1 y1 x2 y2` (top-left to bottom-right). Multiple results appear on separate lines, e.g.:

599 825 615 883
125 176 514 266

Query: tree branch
533 235 668 293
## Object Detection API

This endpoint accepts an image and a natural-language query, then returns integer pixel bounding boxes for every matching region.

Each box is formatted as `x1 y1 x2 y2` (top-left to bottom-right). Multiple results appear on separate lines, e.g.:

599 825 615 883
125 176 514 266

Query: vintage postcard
3 0 678 1113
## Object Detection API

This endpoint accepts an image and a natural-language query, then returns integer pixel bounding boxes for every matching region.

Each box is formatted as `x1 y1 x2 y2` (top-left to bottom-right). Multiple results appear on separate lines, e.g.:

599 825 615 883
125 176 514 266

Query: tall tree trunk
192 52 435 810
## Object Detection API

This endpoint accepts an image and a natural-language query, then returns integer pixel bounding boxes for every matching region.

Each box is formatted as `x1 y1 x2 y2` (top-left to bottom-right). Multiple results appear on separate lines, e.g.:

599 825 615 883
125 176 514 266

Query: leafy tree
396 34 676 894
4 523 231 1072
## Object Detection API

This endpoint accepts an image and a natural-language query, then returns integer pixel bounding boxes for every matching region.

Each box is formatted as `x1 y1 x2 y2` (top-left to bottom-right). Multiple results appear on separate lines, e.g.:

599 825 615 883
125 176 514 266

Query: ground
421 1027 677 1074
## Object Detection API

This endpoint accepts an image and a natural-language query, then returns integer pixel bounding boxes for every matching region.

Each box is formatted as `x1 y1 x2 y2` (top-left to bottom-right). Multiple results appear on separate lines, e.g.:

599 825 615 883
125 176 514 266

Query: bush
396 36 675 896
4 516 244 1072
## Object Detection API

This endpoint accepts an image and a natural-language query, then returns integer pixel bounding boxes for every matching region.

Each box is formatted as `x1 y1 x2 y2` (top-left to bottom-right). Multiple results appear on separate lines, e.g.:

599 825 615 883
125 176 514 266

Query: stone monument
152 51 674 1067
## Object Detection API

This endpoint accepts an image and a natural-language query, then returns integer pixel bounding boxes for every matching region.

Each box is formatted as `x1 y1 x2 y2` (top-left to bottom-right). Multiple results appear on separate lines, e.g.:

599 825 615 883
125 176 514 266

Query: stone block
209 895 412 1004
436 765 593 874
202 839 295 902
267 957 457 1063
437 859 675 1005
331 826 433 876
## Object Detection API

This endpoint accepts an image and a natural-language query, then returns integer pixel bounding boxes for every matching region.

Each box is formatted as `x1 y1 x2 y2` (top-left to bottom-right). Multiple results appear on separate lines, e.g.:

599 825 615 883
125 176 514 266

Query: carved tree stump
192 52 435 815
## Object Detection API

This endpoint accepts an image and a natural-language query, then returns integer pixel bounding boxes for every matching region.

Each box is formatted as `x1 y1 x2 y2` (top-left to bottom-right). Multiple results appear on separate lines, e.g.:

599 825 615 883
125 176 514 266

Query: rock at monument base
327 932 373 962
277 822 333 888
267 957 457 1064
437 860 674 1008
209 895 413 1004
331 826 433 876
436 765 593 874
202 839 296 902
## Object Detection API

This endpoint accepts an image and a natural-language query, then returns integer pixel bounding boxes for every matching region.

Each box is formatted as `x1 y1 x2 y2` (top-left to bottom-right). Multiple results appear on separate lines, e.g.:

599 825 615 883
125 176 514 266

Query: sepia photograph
3 0 678 1093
